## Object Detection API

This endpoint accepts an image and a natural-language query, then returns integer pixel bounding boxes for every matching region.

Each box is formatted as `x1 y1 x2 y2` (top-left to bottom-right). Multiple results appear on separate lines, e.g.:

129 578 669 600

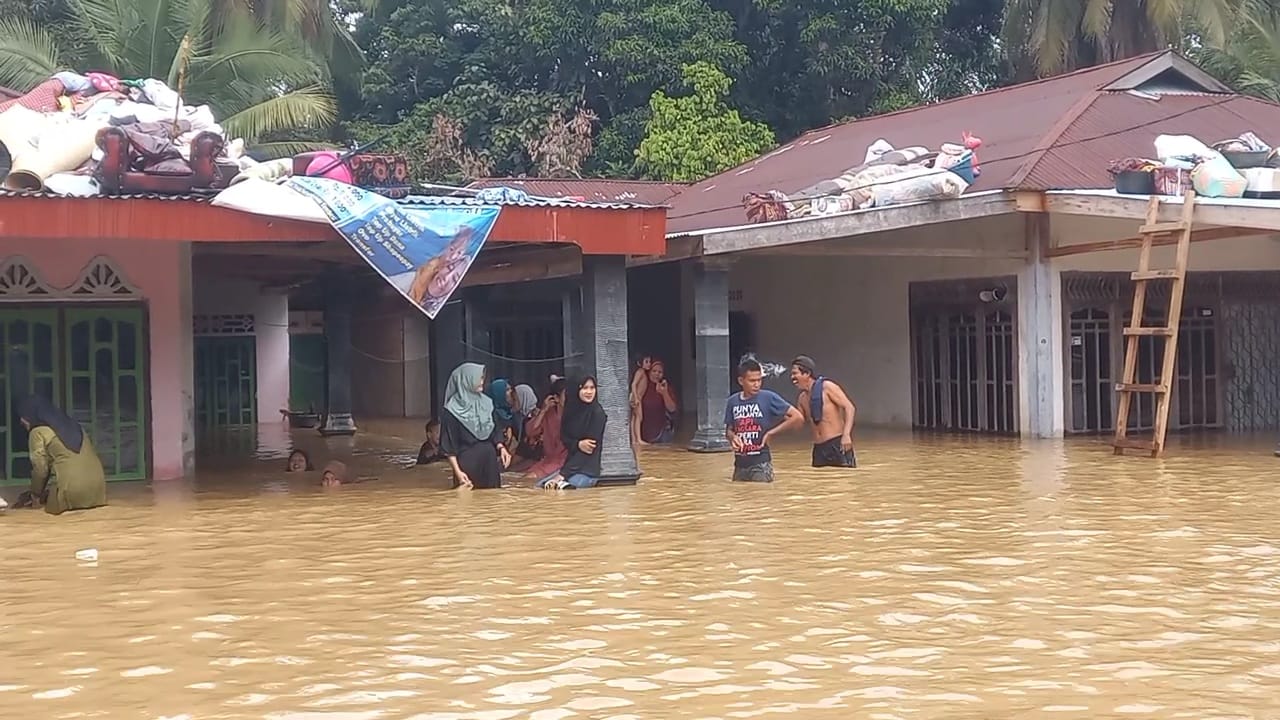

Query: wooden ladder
1113 190 1195 457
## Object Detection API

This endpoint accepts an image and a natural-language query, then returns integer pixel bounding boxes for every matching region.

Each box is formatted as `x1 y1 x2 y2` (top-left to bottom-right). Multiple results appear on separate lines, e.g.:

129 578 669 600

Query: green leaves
1 0 344 152
635 61 774 182
0 17 60 91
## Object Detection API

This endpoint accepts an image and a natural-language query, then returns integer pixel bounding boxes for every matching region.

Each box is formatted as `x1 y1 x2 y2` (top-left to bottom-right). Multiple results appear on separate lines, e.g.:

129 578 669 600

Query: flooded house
0 186 666 487
648 50 1280 448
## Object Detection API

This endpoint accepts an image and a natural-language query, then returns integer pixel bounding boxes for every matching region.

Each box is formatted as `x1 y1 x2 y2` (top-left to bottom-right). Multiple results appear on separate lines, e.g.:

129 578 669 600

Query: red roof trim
0 195 667 255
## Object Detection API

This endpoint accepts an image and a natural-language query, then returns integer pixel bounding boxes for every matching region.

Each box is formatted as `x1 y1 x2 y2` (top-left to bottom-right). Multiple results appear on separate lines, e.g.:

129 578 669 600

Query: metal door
195 336 258 428
0 309 60 484
63 308 148 479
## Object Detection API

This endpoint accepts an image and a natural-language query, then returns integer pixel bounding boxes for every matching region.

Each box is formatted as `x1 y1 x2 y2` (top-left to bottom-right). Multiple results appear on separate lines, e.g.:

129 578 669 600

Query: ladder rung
1139 221 1190 234
1114 438 1157 452
1131 269 1181 281
1123 327 1175 336
1115 383 1168 393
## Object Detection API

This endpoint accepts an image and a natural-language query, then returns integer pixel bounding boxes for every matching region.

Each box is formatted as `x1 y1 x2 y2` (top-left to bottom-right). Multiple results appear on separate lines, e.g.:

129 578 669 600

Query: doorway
0 306 148 484
195 336 258 428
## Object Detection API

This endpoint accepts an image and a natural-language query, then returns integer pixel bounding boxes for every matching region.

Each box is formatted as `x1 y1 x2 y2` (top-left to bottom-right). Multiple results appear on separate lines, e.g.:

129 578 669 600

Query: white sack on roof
867 165 970 208
211 178 330 224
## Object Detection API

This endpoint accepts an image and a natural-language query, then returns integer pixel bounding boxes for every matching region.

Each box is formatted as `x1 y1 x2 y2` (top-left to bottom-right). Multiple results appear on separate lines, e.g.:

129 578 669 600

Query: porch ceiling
194 241 581 291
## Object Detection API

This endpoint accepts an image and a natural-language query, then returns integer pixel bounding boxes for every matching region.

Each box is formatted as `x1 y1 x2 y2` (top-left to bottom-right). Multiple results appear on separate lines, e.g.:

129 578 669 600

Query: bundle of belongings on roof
0 71 254 195
0 72 412 198
742 132 982 224
1108 132 1280 199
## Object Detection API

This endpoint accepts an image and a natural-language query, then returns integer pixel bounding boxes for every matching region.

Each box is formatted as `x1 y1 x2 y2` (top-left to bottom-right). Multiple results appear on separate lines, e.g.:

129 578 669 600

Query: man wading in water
790 355 858 468
725 358 803 482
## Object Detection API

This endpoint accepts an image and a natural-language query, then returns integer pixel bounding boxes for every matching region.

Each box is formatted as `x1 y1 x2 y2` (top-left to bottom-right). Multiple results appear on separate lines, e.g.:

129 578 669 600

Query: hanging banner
285 176 500 318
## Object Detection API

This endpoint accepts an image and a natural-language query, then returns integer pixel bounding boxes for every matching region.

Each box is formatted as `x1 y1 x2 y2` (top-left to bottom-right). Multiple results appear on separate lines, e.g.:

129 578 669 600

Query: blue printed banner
286 176 500 318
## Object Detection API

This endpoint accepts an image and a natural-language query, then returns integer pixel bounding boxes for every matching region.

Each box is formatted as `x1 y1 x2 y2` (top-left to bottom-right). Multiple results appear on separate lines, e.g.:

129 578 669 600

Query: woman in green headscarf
439 362 511 489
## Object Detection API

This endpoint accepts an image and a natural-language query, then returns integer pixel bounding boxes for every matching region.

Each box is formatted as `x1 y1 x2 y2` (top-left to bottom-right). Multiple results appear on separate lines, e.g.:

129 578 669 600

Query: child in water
320 460 378 487
286 449 313 472
416 419 446 465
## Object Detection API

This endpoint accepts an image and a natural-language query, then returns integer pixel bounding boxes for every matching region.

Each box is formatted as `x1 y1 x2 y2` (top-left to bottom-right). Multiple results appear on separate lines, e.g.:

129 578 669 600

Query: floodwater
4 422 1280 719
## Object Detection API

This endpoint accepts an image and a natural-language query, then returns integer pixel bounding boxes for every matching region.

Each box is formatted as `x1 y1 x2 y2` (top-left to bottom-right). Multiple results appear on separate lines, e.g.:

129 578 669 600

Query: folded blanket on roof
0 79 65 114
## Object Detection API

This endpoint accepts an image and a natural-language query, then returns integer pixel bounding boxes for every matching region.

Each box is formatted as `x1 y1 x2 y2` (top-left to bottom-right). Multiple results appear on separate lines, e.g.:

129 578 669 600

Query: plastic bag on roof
1191 155 1246 198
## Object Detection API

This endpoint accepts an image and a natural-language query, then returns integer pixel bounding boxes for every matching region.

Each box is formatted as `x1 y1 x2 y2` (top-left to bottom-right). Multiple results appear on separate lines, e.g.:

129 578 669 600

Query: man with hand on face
725 357 804 482
790 355 857 468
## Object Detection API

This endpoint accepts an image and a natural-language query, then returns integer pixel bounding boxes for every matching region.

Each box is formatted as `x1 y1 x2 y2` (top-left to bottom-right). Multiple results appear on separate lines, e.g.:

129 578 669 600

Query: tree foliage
635 62 773 182
0 0 340 153
1003 0 1240 77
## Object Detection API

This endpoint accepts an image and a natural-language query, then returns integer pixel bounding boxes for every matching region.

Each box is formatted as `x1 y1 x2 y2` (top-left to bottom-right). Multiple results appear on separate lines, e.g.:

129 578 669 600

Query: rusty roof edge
1004 91 1104 190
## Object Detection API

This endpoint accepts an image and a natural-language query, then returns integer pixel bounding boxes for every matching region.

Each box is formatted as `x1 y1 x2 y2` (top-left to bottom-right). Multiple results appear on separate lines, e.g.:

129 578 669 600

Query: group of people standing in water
416 363 608 491
1 350 857 516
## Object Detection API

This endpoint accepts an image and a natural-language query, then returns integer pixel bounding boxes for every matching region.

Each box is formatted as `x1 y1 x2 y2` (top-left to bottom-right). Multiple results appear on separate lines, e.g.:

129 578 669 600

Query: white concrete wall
727 215 1026 427
192 276 290 420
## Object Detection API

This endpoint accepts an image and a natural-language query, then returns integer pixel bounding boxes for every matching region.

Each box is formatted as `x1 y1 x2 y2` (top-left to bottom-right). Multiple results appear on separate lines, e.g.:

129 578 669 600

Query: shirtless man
790 355 857 468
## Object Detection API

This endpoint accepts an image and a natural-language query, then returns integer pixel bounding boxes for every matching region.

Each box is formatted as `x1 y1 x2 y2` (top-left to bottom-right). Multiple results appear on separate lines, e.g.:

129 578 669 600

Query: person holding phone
522 377 568 480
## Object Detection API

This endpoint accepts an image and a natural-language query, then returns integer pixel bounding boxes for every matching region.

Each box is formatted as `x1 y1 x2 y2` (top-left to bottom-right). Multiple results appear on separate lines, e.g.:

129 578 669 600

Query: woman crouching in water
538 376 606 490
18 395 107 515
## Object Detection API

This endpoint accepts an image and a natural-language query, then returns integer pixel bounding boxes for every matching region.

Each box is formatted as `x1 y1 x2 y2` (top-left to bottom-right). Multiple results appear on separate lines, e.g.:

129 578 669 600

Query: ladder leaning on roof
1112 189 1196 458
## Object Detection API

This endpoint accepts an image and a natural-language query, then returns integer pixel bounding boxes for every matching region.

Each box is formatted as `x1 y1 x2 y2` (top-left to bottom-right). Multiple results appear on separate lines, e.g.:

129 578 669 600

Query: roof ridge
788 51 1170 142
1005 92 1104 189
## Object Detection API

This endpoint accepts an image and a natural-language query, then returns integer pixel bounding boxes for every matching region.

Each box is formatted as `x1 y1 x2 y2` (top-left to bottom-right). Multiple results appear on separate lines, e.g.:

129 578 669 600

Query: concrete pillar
320 274 357 436
430 300 467 411
1017 215 1065 438
562 287 586 381
579 255 640 481
177 242 196 476
688 259 732 452
255 289 291 420
403 312 431 417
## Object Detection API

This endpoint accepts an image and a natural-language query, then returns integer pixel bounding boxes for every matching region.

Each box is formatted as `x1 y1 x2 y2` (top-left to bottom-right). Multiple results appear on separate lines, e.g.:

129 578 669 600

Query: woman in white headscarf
439 363 511 489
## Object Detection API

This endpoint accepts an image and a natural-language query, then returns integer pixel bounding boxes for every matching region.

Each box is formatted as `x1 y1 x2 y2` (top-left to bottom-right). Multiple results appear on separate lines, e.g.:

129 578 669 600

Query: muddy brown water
4 422 1280 718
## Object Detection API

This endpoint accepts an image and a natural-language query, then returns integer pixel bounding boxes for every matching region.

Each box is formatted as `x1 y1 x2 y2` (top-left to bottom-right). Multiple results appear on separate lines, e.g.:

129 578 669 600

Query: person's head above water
286 449 313 472
790 355 818 390
424 418 441 445
738 358 764 397
321 460 348 487
485 378 515 421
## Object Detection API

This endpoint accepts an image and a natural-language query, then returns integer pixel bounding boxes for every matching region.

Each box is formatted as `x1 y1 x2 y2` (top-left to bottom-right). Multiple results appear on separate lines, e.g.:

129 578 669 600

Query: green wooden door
0 309 60 485
64 308 148 480
195 336 257 428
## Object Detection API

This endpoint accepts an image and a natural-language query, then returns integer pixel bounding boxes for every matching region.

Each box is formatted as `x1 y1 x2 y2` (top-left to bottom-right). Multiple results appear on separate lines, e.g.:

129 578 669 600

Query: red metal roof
468 178 687 206
0 194 667 255
665 52 1183 235
1016 93 1280 190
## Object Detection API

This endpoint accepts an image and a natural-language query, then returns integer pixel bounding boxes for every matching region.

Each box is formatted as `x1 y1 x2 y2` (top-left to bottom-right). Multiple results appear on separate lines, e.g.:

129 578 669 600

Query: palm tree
1196 0 1280 101
0 0 339 155
1003 0 1241 78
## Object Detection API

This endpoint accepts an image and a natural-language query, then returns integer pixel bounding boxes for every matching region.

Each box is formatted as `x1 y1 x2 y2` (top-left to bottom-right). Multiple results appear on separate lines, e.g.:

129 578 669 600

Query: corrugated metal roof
400 193 653 210
0 188 210 201
0 187 651 209
665 52 1171 235
467 178 687 206
1017 93 1280 189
